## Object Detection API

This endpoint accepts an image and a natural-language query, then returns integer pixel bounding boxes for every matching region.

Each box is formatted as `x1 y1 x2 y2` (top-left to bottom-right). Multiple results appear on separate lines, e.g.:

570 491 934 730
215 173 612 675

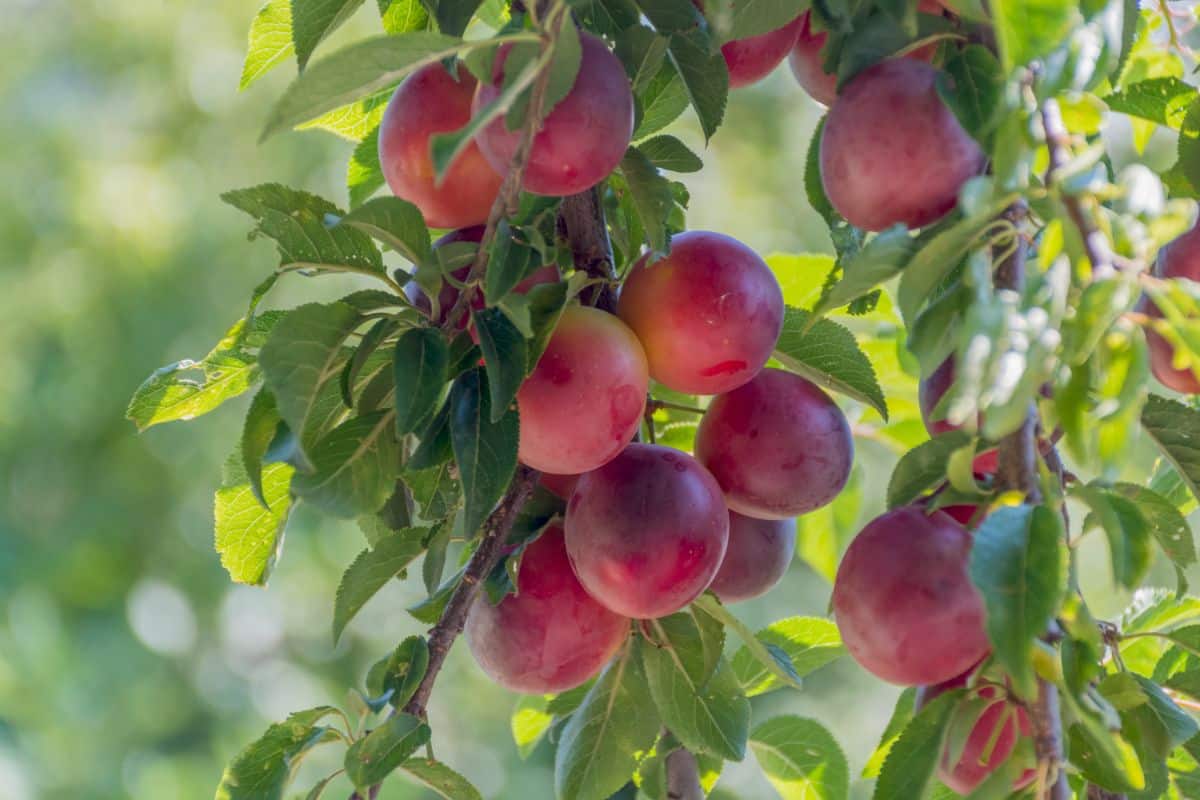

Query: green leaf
666 30 727 142
730 617 844 697
403 461 462 519
814 227 913 315
992 0 1077 72
223 184 384 277
871 691 957 800
432 0 483 36
862 689 916 778
348 127 386 207
127 342 261 432
400 758 483 800
1175 99 1200 197
336 196 431 265
772 306 888 419
750 715 849 800
1074 483 1155 590
242 388 283 507
1063 689 1146 793
886 431 974 509
1104 77 1198 130
332 527 428 642
615 26 669 93
721 0 806 40
473 308 528 422
291 410 400 517
637 134 702 172
968 504 1067 699
1129 674 1199 757
641 622 750 760
393 328 449 435
633 64 691 140
694 595 803 693
554 644 661 800
1141 394 1200 507
618 147 675 253
512 695 554 759
296 91 390 140
261 32 474 139
366 636 430 708
215 454 295 586
379 0 431 33
344 713 431 788
215 707 342 800
450 369 519 537
241 0 296 90
936 44 1003 146
292 0 366 70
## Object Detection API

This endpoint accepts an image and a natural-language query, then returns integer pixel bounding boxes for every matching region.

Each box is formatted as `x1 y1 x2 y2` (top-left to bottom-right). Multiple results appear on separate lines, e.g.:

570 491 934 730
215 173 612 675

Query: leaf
241 0 296 90
216 710 342 799
393 328 449 435
554 644 661 800
1142 393 1200 508
750 715 849 800
290 410 399 517
348 127 386 207
772 306 888 419
261 32 473 139
936 44 1003 146
813 227 913 315
473 308 528 421
1175 99 1200 197
432 0 483 36
886 431 974 509
332 527 428 642
1104 76 1198 130
862 689 916 778
400 758 483 800
722 0 806 40
292 0 366 70
379 0 431 33
730 617 845 697
366 636 430 708
1129 674 1199 757
242 388 283 507
296 91 390 140
1063 689 1146 793
127 348 260 431
968 504 1067 699
512 695 554 759
991 0 1077 72
871 691 957 800
1074 483 1155 590
694 595 803 692
223 184 384 277
633 64 691 140
215 454 295 586
641 624 750 759
615 25 669 93
637 135 702 172
344 713 431 788
618 147 675 253
336 196 431 265
449 369 519 537
403 461 462 520
666 29 727 142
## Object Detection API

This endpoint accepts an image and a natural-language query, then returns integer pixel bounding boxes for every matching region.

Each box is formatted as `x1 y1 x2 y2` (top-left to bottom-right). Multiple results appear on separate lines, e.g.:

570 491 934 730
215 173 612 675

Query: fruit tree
126 0 1200 798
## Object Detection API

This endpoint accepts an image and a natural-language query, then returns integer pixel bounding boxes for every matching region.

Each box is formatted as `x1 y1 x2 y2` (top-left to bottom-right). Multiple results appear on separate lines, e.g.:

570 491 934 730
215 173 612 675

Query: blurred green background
0 2 1193 799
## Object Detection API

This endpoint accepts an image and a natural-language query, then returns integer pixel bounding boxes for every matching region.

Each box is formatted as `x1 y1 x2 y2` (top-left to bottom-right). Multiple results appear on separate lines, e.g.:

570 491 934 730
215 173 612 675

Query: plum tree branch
1039 97 1115 280
558 186 619 312
992 201 1070 800
665 747 705 800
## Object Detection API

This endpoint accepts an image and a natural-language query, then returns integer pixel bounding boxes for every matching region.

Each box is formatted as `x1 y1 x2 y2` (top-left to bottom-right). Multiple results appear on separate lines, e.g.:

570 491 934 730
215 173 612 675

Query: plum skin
694 368 853 520
721 15 804 89
565 444 730 619
787 12 838 105
465 524 629 693
378 64 502 229
819 58 985 231
1140 224 1200 394
474 32 634 197
708 512 795 603
832 506 990 686
517 306 648 475
617 231 784 396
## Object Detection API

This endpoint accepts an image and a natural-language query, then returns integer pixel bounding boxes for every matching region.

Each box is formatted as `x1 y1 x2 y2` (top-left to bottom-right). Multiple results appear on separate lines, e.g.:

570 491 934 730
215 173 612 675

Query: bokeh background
0 1 1196 798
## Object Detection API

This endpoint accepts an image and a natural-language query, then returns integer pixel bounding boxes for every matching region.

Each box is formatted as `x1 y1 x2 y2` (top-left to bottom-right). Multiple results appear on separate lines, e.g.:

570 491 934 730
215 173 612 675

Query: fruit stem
664 747 704 800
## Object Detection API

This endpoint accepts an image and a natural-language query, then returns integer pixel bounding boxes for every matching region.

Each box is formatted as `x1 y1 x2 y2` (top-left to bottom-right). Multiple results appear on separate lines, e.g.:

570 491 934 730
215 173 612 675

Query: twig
557 186 619 312
665 747 704 800
1040 97 1115 280
993 201 1070 800
1087 785 1126 800
402 465 540 718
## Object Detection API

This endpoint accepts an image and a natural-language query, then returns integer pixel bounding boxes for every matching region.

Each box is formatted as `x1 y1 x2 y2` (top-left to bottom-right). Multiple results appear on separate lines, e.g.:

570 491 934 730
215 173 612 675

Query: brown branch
403 464 539 718
558 186 619 312
1040 97 1114 280
665 747 704 800
993 201 1070 800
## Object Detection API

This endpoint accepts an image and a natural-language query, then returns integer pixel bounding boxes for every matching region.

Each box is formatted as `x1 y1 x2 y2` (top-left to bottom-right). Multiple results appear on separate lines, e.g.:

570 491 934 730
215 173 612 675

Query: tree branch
558 186 619 312
665 747 704 800
992 201 1070 800
1040 97 1114 280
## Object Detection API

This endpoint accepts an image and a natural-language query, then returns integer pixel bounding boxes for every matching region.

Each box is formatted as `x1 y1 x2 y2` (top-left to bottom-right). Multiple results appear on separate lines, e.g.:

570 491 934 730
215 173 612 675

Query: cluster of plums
378 1 981 239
